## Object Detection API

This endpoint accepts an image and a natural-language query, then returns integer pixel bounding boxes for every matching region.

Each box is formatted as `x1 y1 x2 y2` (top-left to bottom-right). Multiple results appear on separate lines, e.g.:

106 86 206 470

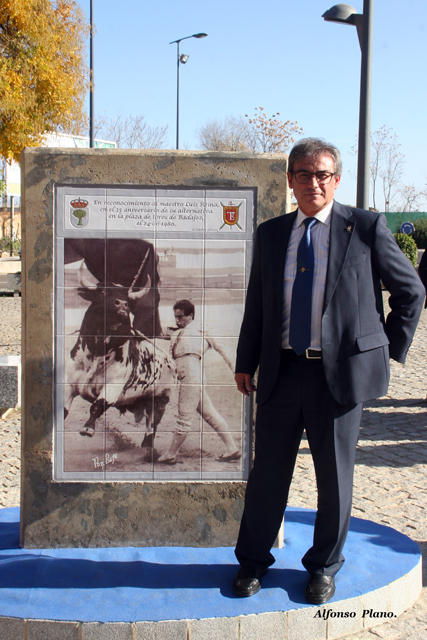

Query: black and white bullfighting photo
59 238 245 478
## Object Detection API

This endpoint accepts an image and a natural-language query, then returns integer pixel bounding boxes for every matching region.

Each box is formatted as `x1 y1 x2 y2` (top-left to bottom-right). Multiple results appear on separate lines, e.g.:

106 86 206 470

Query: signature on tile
92 453 118 469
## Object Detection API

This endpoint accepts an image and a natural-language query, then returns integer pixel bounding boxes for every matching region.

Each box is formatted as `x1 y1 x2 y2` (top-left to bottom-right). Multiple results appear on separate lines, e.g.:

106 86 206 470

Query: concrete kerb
0 559 421 640
81 623 134 640
0 502 421 640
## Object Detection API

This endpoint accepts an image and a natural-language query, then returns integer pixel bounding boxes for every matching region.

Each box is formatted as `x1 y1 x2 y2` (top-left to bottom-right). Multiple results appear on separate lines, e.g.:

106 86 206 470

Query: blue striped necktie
289 217 317 355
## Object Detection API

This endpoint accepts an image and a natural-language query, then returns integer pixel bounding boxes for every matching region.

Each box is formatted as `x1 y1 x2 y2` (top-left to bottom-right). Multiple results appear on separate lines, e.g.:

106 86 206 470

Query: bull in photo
64 262 176 450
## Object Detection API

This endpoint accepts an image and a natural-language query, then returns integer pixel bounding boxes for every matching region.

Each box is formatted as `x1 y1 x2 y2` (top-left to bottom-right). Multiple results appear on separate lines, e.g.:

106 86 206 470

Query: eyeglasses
291 171 335 185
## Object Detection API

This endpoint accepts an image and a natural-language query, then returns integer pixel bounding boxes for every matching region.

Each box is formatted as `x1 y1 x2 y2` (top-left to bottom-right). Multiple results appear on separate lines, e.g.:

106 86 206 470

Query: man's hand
235 373 256 396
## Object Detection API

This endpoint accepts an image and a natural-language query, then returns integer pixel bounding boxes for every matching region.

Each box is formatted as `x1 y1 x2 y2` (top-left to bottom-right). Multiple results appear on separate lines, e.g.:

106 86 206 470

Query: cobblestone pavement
0 296 21 356
0 409 21 508
0 295 426 638
0 297 22 507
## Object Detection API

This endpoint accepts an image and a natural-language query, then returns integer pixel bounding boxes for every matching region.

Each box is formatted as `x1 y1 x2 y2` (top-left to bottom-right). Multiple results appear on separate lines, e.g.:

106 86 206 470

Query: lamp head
322 3 358 24
192 33 208 38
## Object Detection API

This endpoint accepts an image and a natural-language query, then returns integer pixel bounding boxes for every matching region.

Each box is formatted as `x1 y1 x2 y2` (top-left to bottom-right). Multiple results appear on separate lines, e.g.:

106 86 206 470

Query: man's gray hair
288 138 342 177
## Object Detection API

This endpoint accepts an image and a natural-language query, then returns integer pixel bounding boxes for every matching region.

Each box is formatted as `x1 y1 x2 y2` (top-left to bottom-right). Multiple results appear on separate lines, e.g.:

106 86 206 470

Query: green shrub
0 237 21 255
412 218 427 249
394 233 418 267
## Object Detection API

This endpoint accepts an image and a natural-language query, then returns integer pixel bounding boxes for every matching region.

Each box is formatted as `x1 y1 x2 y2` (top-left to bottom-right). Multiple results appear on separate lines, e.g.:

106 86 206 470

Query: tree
376 127 405 212
397 183 427 213
0 0 89 162
244 107 303 154
72 208 87 226
197 116 249 152
95 114 168 150
353 126 404 211
352 126 425 212
352 126 426 212
197 108 303 154
370 125 388 211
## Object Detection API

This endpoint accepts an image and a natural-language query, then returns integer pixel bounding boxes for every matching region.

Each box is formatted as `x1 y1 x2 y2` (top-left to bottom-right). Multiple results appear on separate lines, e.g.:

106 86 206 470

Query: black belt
282 348 322 360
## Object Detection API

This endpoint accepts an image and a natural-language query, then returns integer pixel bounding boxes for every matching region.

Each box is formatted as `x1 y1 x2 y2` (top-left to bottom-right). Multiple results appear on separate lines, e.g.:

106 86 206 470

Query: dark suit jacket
236 202 425 406
417 249 427 308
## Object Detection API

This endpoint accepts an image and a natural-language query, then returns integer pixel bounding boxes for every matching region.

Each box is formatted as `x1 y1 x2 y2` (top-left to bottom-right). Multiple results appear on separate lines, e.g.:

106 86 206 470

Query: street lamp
170 33 207 150
322 2 374 210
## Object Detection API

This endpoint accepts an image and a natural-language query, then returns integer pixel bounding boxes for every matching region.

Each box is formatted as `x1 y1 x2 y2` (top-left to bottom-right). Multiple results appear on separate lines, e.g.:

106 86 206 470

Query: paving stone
367 625 400 639
0 365 18 407
81 622 133 639
239 611 287 639
134 619 187 639
360 584 392 631
287 605 327 640
27 619 80 640
324 597 363 638
0 616 25 640
189 616 239 640
406 563 423 610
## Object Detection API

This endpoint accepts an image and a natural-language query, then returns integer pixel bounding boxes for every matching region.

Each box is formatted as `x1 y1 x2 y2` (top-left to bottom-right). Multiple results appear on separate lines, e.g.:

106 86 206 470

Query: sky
77 0 427 209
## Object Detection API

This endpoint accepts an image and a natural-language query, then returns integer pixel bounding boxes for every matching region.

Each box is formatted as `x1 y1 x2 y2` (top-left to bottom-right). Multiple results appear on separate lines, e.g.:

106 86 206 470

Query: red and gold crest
219 201 243 230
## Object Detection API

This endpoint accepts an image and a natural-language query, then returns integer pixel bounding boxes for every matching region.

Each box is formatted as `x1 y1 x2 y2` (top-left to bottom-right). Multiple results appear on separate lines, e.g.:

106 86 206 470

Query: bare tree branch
95 114 169 149
377 128 405 211
196 116 250 152
398 184 427 212
196 108 303 154
351 126 411 211
245 107 303 154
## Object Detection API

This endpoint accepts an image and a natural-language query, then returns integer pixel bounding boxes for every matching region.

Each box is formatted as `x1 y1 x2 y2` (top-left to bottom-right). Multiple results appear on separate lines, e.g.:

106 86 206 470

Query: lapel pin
346 224 353 233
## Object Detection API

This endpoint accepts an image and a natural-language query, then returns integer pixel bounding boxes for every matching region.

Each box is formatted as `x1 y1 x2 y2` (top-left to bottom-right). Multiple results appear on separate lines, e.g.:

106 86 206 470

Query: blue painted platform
0 507 420 623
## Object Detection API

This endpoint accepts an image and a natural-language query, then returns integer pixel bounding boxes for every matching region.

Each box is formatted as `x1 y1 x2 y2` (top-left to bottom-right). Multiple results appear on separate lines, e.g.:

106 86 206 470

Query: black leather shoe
305 574 335 604
233 567 268 597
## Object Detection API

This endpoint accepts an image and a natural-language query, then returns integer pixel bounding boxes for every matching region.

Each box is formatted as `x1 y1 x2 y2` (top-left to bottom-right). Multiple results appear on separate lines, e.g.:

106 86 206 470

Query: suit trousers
235 349 363 576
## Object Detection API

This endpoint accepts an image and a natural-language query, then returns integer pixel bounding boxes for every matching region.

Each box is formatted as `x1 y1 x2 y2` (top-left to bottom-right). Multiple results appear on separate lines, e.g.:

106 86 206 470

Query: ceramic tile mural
54 186 255 480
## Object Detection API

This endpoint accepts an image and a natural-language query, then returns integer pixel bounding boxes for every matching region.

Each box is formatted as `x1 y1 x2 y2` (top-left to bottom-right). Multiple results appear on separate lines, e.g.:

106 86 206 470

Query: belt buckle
305 349 321 359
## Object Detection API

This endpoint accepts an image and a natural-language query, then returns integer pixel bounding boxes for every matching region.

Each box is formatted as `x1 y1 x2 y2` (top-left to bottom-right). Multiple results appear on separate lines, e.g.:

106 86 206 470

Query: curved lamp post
322 2 374 210
170 33 208 150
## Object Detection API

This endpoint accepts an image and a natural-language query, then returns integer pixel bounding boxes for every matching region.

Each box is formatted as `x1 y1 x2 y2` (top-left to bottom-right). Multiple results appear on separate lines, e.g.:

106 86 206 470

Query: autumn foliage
0 0 89 161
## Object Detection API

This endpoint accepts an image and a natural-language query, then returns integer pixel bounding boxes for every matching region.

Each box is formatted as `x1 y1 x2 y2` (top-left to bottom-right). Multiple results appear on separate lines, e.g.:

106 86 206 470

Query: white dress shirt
282 201 333 351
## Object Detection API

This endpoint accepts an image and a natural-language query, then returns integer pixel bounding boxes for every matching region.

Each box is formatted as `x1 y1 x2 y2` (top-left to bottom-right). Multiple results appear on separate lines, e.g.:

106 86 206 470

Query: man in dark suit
233 138 424 604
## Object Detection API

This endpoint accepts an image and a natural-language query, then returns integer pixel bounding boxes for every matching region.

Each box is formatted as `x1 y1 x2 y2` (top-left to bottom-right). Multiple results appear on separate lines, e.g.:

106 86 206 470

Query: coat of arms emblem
219 201 243 230
70 198 89 228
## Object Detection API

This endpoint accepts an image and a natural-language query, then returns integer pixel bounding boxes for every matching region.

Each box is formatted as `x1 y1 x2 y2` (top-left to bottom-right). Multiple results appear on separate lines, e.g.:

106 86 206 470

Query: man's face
287 154 341 216
174 309 193 328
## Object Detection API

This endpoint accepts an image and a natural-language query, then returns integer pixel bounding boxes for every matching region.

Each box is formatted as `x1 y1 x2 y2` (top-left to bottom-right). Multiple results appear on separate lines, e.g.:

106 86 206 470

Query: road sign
400 222 415 235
